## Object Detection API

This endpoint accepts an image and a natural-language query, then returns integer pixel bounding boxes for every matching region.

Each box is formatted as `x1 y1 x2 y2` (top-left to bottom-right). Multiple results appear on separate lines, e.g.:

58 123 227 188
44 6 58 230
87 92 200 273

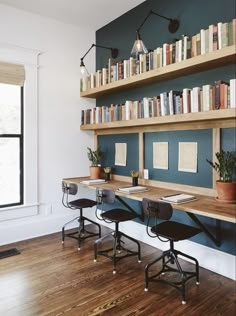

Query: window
0 47 39 219
0 83 23 208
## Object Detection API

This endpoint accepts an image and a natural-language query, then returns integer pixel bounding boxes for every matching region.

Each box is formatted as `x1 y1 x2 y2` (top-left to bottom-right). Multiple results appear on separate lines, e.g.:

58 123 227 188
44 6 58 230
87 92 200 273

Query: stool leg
94 238 99 262
120 231 142 262
77 217 83 251
170 251 187 304
112 233 118 274
93 232 111 262
61 216 80 244
62 226 65 244
176 250 200 285
144 255 163 291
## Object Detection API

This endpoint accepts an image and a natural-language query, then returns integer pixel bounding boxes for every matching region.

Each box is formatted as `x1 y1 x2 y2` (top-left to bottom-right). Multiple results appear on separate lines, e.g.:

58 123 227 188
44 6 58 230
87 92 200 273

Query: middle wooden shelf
80 108 235 131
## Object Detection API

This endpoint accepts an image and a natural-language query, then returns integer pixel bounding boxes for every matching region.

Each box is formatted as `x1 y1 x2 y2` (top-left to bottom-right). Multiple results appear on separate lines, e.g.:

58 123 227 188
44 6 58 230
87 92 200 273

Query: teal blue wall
95 0 236 255
144 130 212 187
99 133 139 176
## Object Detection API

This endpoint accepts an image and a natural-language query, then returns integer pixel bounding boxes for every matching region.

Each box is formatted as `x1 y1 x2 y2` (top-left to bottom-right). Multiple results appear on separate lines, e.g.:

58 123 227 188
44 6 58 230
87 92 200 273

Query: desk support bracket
187 212 221 247
116 195 144 221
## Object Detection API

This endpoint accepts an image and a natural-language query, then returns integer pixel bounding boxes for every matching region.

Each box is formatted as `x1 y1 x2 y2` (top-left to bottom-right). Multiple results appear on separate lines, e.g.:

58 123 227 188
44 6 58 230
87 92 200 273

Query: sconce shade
130 10 179 57
80 59 86 75
80 44 118 74
130 31 148 58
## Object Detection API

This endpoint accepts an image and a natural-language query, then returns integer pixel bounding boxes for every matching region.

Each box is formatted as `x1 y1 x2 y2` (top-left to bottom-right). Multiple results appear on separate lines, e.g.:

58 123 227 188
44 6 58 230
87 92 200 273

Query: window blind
0 61 25 86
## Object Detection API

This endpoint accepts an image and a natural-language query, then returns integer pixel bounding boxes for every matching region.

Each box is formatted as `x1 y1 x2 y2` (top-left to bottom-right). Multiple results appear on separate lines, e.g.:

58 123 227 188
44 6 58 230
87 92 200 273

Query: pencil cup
105 172 110 181
132 176 138 186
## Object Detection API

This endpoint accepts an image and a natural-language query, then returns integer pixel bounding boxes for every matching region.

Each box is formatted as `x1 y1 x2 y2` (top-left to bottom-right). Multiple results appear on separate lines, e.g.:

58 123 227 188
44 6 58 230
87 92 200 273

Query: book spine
233 18 236 45
81 110 84 125
183 88 191 113
213 25 218 50
230 79 236 108
200 29 206 55
208 24 214 52
217 22 223 49
160 92 169 116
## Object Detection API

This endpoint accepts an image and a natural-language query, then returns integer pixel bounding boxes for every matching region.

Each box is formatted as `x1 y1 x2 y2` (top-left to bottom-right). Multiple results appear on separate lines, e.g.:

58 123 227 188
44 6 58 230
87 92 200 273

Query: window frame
0 45 40 221
0 86 24 208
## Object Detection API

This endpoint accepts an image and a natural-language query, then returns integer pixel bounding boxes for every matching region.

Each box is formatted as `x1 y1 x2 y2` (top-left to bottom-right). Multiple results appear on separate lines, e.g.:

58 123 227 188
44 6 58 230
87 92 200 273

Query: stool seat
69 198 97 209
151 221 201 241
102 209 137 222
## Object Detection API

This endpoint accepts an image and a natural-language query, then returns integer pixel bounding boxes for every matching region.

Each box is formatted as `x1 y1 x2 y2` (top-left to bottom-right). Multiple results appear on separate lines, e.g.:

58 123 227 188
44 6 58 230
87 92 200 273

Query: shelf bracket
186 212 221 247
116 195 144 222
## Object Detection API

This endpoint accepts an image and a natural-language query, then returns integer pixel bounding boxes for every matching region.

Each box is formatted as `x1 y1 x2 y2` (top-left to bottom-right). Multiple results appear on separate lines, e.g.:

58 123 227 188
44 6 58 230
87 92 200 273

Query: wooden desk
64 177 235 224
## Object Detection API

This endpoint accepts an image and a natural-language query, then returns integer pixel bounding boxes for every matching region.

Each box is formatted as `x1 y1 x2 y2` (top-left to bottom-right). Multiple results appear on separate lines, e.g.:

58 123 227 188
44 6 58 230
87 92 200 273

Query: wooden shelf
80 108 236 131
80 45 236 98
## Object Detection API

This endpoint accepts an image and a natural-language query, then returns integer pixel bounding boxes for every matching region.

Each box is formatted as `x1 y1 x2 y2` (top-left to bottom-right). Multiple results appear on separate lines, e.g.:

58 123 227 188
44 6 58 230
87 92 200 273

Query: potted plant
87 146 102 179
207 150 236 202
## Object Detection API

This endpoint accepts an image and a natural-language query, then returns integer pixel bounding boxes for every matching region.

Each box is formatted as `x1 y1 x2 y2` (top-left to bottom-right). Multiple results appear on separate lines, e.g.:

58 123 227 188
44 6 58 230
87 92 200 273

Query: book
230 79 236 108
191 87 201 112
160 92 169 116
202 84 212 111
161 193 197 204
183 88 191 113
80 179 107 185
117 186 149 194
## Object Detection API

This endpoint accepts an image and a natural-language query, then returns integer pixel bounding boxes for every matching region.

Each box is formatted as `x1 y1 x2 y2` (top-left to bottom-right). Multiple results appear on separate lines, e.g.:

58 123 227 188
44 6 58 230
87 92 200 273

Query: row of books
81 79 236 125
80 18 236 92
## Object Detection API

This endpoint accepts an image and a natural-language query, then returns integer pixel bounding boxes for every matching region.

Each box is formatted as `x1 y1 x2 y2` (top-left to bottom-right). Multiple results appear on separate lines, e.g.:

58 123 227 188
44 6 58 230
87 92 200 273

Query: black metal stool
142 198 201 304
62 181 101 250
94 188 142 274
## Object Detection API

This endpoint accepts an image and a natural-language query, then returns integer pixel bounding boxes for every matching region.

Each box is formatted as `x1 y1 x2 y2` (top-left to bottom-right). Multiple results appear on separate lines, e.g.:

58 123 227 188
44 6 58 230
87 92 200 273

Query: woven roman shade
0 61 25 86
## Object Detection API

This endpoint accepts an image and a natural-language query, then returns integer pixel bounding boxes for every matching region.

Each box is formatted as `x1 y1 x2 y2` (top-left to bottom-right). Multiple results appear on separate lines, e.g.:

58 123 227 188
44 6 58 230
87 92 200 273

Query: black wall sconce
131 10 180 57
80 43 119 74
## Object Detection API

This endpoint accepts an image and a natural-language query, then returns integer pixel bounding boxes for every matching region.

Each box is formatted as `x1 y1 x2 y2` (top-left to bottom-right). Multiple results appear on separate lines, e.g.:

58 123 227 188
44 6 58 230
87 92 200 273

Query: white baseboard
0 212 78 246
0 210 235 280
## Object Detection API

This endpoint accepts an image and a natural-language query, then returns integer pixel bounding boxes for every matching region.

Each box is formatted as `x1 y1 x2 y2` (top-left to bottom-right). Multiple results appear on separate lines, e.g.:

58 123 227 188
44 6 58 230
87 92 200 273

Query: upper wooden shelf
80 108 236 131
80 45 236 99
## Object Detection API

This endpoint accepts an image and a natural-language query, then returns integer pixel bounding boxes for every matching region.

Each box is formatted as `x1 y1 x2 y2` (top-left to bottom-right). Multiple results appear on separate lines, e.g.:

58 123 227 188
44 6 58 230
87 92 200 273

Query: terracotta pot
89 166 101 179
216 181 236 202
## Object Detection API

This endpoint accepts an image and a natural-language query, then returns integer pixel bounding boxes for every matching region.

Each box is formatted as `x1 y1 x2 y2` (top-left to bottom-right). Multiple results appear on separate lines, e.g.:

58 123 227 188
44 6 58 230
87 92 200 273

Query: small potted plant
207 150 236 202
87 146 102 179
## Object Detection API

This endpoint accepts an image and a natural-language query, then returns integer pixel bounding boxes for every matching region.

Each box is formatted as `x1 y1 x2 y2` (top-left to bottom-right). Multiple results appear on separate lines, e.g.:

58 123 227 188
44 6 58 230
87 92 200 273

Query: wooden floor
0 225 235 316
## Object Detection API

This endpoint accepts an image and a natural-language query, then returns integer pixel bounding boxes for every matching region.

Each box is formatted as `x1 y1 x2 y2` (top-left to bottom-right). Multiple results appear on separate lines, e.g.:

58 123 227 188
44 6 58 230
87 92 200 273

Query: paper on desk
118 186 149 194
80 179 107 185
161 193 197 204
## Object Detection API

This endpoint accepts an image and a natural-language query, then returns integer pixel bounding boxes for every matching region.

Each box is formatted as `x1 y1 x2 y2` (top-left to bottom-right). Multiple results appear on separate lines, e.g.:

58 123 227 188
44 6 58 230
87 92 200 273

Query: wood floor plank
0 225 235 316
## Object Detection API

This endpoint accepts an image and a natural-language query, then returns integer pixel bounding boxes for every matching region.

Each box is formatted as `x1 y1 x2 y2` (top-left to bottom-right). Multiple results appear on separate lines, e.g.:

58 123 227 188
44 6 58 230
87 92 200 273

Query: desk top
64 177 236 224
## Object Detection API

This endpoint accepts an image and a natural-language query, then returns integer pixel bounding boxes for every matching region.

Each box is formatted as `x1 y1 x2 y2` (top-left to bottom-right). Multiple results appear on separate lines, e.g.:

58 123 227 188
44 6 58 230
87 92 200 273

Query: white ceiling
0 0 145 30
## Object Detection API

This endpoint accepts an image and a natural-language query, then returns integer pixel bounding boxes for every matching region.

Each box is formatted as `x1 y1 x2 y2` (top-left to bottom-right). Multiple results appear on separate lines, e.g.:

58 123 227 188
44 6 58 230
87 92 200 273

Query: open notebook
117 186 149 194
80 179 107 185
161 193 197 204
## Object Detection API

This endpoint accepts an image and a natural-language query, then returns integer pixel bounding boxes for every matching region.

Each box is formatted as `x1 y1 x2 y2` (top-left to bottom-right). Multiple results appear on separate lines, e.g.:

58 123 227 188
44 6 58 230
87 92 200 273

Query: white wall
0 4 96 243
